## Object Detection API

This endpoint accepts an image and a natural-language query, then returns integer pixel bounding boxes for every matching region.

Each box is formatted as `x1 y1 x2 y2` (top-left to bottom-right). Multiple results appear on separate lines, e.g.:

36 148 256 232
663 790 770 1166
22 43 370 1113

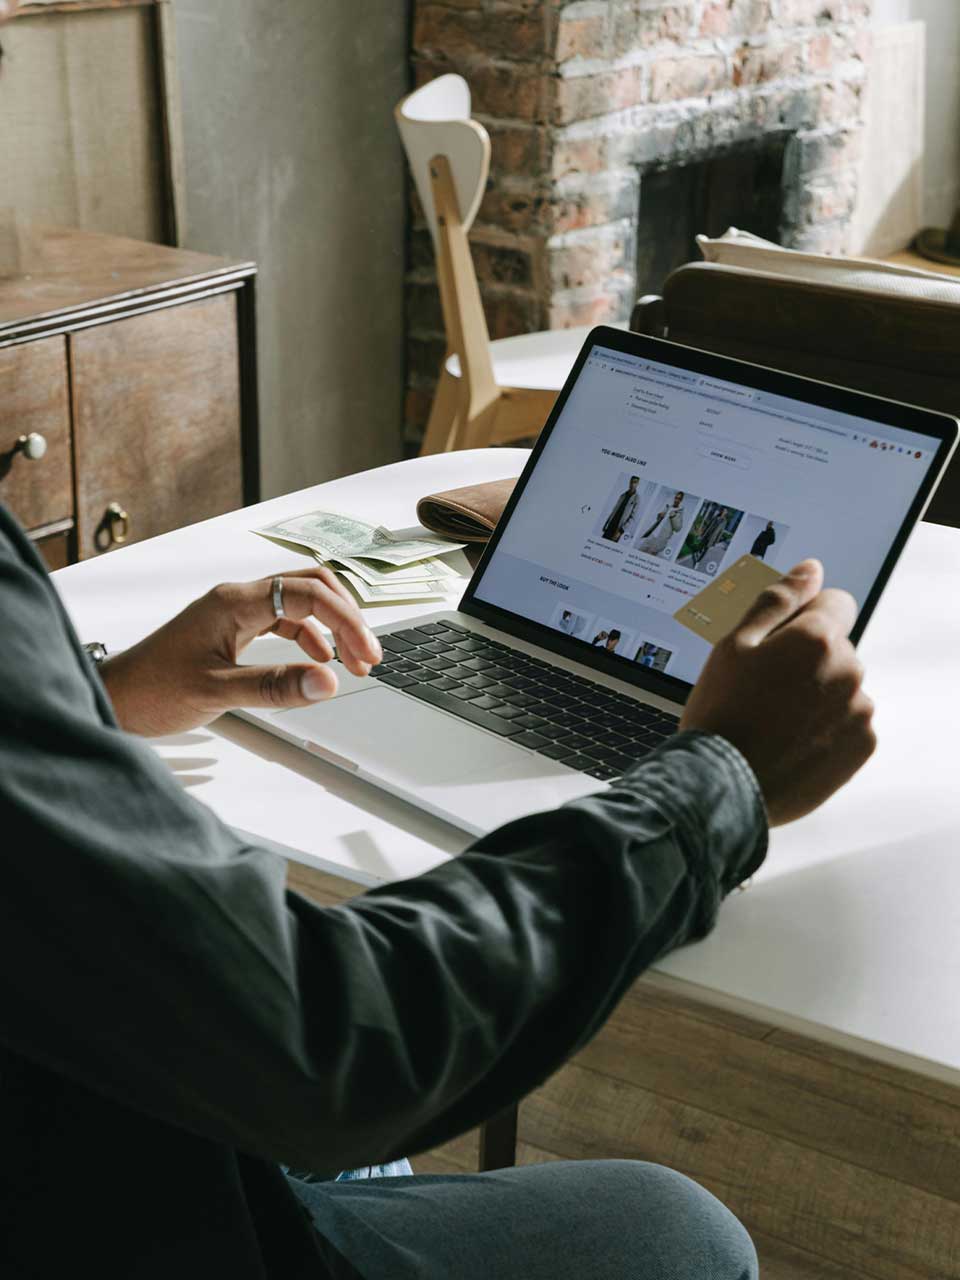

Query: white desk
53 450 960 1088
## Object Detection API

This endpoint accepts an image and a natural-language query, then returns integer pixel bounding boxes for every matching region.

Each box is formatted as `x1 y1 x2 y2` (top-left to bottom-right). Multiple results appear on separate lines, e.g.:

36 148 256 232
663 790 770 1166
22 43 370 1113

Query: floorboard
289 861 960 1278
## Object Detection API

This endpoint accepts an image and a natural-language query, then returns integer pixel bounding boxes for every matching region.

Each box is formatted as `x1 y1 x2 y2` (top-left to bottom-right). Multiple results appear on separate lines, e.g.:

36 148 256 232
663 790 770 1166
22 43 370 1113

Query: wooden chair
397 74 620 455
632 260 960 527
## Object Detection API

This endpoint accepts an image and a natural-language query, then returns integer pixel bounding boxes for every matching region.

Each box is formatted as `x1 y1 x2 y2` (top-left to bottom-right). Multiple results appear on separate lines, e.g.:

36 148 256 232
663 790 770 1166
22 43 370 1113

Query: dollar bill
256 510 465 565
337 568 451 607
326 553 464 586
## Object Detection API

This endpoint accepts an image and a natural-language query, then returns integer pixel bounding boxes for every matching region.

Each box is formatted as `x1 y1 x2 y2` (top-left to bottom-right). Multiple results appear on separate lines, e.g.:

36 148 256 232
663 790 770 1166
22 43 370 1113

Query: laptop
238 328 959 836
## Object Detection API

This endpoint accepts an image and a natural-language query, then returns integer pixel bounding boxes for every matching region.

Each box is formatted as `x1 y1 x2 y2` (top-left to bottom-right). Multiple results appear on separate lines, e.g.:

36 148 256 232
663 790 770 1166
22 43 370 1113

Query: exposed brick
805 31 834 72
551 175 639 234
407 333 448 382
547 232 632 292
817 78 863 125
487 121 550 176
788 127 861 177
406 282 445 337
733 39 806 86
753 83 821 131
552 134 610 178
471 238 536 287
477 182 552 234
610 3 696 56
408 0 870 429
804 174 858 223
649 55 728 102
408 227 435 276
700 0 772 39
414 5 547 63
555 66 646 124
556 12 608 63
775 0 837 24
787 222 851 254
470 60 548 120
547 289 631 330
483 290 544 339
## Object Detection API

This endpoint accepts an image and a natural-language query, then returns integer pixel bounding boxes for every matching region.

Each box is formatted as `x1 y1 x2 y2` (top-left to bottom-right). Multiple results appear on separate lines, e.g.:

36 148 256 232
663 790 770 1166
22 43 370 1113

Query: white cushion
445 322 628 391
697 228 960 305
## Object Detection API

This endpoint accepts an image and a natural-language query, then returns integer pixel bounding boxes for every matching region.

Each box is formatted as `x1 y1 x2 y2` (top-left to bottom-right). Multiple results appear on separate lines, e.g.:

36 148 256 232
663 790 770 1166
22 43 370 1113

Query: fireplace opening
635 136 790 296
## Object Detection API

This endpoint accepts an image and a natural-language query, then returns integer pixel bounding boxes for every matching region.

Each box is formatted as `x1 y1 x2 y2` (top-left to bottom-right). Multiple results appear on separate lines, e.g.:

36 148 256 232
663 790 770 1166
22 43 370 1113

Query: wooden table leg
478 1102 519 1171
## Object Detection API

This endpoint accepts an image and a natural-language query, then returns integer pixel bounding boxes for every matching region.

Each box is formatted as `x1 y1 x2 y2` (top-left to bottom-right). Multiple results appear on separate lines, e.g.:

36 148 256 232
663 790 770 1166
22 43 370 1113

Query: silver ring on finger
271 576 286 620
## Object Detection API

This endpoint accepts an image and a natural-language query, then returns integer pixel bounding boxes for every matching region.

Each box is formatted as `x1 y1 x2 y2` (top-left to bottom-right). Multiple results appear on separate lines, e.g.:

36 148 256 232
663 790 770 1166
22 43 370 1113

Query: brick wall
406 0 872 443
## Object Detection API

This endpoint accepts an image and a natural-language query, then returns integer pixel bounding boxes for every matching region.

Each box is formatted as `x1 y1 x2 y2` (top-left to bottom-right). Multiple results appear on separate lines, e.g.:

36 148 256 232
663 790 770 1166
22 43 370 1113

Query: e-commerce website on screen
473 345 939 687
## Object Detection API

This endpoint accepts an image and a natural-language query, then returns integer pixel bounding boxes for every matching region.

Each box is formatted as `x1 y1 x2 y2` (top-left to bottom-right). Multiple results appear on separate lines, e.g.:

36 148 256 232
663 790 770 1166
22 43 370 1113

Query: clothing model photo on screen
634 639 674 673
676 500 745 576
551 603 595 639
739 514 791 567
635 487 694 560
590 621 635 656
597 474 653 543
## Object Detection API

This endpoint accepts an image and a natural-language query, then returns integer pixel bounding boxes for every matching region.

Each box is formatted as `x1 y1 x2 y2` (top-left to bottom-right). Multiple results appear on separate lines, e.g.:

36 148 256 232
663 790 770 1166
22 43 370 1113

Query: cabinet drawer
71 294 243 558
0 337 73 532
31 524 74 571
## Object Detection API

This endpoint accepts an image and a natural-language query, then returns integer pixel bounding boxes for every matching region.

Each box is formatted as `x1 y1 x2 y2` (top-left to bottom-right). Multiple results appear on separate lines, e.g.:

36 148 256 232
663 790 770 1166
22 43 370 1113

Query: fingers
217 660 339 710
272 615 336 665
789 586 858 641
232 570 382 674
281 569 382 673
734 559 823 646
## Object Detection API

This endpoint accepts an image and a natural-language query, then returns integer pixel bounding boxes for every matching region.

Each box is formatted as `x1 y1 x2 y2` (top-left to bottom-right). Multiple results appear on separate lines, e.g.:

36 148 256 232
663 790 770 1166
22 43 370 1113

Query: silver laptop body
238 328 958 837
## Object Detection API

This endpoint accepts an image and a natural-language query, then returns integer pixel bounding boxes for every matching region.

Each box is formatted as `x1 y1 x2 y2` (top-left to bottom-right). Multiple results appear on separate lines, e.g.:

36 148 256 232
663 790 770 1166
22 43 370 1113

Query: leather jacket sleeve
0 508 767 1175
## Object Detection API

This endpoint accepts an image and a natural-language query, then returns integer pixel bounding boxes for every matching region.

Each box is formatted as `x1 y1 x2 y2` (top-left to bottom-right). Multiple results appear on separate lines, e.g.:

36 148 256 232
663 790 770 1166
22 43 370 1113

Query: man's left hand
100 568 383 736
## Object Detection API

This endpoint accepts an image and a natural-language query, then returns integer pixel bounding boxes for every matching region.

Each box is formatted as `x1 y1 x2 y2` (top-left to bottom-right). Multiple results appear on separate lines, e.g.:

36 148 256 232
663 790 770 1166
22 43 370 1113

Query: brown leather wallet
416 477 518 543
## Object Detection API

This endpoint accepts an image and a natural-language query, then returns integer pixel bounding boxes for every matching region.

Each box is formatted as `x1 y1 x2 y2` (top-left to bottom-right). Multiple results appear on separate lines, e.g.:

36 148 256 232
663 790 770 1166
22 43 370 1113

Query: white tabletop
52 451 960 1085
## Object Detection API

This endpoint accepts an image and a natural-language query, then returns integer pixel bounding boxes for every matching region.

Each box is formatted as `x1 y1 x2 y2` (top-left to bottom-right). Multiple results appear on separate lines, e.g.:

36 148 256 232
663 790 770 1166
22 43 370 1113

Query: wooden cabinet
0 227 258 566
0 338 72 532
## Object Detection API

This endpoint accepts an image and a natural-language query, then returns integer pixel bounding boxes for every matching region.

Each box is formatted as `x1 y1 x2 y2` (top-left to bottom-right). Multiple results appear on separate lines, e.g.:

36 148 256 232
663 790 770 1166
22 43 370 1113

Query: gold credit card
673 555 783 645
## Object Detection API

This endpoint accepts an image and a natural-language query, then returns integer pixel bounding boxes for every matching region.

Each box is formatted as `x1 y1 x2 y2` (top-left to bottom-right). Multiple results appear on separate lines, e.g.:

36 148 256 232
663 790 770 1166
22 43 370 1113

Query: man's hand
100 567 383 736
680 559 876 825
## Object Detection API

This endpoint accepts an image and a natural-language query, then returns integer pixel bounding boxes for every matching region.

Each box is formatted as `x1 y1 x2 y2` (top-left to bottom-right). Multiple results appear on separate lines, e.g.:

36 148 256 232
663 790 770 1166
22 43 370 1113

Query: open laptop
238 328 959 836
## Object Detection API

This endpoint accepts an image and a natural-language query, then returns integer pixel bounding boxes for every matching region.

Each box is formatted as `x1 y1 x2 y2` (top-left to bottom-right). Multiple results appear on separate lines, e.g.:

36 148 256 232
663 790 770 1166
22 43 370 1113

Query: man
752 520 777 561
601 475 641 542
602 627 623 654
557 608 577 636
0 492 875 1278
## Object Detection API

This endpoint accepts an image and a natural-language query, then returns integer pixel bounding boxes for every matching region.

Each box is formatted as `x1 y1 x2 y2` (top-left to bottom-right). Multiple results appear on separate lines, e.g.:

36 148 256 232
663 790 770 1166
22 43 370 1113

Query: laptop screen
467 337 949 691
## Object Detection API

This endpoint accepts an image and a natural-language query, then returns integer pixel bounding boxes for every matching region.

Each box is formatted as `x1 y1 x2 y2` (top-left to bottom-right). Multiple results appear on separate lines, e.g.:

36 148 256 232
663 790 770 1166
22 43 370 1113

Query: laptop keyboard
369 620 679 782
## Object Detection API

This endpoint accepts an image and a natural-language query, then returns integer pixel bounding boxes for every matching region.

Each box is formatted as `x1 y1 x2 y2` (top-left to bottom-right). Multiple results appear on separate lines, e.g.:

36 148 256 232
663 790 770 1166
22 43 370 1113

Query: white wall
171 2 410 499
872 0 960 226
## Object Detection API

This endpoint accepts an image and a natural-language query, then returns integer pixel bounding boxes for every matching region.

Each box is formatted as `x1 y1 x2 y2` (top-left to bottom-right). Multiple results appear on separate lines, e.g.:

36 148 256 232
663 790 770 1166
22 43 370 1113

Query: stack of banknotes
255 509 469 606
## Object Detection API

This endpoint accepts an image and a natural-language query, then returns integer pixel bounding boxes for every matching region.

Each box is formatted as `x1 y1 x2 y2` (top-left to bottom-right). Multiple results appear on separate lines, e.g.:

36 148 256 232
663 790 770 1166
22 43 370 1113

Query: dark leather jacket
0 504 766 1276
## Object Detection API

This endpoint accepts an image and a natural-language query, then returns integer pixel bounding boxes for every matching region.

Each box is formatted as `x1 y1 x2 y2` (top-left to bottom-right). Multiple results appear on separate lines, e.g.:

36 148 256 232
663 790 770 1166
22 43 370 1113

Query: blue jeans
285 1159 758 1279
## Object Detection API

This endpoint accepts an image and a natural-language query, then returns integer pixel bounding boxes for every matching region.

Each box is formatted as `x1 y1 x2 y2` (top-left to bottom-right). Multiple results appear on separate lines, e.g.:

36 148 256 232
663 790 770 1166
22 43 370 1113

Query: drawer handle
105 501 129 545
94 501 130 552
0 432 48 481
16 432 48 461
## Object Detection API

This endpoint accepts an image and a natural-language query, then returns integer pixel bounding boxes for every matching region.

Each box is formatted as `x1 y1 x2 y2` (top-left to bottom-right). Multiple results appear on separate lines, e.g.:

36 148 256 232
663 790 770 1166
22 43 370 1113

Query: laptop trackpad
273 686 530 785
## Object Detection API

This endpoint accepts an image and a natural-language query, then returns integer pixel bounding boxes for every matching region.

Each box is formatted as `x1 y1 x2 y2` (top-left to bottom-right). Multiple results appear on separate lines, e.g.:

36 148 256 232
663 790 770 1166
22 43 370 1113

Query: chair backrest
395 74 499 426
632 261 960 527
395 74 490 247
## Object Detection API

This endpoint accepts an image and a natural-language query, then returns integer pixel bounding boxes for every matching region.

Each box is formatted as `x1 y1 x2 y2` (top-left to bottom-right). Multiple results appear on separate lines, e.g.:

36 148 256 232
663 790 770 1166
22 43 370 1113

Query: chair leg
478 1102 519 1171
420 366 462 456
457 395 503 450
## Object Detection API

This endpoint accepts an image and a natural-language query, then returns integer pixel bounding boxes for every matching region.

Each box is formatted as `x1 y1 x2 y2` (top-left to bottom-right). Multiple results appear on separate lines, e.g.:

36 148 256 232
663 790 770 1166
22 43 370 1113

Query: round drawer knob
16 432 47 461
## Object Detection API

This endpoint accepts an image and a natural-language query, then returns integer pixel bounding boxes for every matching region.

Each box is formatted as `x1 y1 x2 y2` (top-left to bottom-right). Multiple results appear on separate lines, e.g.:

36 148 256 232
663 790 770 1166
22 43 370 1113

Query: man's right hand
680 559 876 826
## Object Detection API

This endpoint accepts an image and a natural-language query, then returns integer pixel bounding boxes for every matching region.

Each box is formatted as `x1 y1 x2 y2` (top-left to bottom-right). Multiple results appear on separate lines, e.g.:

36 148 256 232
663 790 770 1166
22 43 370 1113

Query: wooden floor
289 862 960 1280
